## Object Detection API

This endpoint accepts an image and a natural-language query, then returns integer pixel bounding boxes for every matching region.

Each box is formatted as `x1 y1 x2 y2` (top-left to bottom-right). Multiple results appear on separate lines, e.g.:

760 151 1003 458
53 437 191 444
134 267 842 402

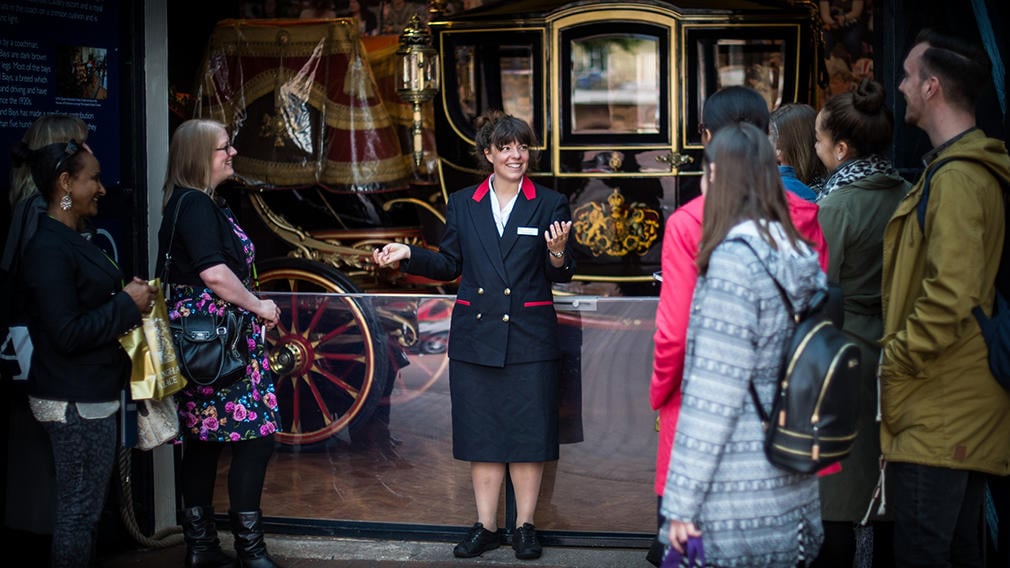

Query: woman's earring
59 192 72 211
836 154 843 161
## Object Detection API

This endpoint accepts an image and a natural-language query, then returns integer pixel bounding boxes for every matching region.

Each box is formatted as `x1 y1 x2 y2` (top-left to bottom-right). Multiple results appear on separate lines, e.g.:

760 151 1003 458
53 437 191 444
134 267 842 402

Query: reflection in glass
241 291 658 536
698 39 785 111
500 48 534 126
454 45 476 121
453 44 535 128
571 34 659 134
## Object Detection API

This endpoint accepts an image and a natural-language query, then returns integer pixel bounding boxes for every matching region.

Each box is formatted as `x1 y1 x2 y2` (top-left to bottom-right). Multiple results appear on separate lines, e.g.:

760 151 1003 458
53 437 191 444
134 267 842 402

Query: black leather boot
230 510 283 568
182 506 236 568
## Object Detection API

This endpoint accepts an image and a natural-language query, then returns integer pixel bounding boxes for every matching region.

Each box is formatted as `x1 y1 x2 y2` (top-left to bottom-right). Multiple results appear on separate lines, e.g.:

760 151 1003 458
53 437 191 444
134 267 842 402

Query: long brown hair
769 103 826 184
696 122 810 274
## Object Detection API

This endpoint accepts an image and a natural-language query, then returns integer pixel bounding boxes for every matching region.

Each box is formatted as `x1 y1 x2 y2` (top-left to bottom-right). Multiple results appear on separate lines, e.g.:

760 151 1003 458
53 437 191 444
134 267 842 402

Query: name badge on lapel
517 226 539 236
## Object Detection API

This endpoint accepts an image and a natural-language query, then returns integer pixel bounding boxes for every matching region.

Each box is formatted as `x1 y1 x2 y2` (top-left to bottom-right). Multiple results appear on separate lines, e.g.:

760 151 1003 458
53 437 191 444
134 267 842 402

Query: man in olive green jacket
881 29 1010 567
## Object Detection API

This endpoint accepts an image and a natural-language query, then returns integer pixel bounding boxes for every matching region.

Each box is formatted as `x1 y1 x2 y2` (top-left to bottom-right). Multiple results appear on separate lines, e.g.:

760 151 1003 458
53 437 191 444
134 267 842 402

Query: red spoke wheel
256 258 390 447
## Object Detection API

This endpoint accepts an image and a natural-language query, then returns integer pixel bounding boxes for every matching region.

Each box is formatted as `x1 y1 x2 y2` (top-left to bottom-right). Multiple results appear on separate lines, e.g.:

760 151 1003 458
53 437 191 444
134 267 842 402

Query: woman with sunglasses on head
16 138 157 568
155 118 282 568
2 114 92 558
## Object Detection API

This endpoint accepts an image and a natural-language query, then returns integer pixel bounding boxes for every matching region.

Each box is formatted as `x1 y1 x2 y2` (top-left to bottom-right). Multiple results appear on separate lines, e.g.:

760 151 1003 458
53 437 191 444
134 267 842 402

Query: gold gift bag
119 278 187 401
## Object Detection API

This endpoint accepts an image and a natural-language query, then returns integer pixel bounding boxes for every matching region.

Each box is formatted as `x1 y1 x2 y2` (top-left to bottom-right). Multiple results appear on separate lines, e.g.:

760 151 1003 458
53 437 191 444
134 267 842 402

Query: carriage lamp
395 14 440 169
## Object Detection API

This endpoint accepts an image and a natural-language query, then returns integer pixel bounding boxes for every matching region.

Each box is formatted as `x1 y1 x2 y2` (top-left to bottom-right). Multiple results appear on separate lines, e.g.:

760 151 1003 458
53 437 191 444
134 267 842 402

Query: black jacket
21 216 141 402
405 177 575 367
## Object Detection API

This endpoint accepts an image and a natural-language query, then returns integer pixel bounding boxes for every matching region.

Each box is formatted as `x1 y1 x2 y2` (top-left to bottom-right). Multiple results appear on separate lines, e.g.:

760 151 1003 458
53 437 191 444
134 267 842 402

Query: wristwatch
549 249 565 258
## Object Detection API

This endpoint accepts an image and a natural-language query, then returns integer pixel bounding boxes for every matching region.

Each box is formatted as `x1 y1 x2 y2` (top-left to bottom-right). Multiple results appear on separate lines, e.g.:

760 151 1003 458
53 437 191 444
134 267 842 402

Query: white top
489 176 519 237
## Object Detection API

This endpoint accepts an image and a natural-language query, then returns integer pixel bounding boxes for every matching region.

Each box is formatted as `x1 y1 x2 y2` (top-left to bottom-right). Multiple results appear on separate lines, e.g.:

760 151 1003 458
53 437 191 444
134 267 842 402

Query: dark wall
168 0 242 95
876 0 1009 180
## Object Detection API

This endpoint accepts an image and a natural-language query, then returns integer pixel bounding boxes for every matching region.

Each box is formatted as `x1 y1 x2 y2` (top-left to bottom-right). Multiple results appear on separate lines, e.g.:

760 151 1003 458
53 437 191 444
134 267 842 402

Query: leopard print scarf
817 154 900 201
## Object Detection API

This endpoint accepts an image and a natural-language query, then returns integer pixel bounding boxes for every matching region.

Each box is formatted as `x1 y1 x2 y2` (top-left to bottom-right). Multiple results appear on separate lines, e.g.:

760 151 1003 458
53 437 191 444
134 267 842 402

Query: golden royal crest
572 188 660 257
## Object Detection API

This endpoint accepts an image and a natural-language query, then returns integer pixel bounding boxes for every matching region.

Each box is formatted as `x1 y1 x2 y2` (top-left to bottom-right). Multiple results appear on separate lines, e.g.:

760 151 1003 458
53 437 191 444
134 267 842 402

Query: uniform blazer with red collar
404 176 575 368
20 215 141 402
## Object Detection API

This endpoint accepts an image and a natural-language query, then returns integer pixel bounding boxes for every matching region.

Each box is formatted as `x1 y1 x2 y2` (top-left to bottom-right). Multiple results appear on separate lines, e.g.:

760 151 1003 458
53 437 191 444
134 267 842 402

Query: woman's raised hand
544 220 572 257
372 243 410 267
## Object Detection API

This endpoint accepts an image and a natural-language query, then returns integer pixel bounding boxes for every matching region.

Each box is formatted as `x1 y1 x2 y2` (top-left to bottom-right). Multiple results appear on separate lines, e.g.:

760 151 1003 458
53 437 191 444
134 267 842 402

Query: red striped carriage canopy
194 18 413 192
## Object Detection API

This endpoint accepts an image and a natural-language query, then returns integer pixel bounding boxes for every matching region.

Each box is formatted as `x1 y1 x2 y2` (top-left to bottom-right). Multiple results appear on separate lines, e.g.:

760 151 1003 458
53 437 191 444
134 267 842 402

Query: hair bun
852 78 886 114
473 109 508 131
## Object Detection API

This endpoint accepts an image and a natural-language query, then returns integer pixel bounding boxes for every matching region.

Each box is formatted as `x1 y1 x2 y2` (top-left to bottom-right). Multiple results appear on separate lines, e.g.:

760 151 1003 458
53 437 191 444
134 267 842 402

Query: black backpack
916 157 1010 392
746 251 862 474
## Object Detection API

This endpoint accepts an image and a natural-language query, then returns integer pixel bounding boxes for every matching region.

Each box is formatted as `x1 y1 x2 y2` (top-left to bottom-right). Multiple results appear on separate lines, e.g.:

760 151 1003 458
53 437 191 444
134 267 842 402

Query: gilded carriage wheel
257 258 390 447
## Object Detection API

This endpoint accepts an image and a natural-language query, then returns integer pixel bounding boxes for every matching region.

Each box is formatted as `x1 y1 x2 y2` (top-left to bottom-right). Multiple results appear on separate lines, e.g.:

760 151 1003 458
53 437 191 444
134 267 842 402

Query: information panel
0 0 121 188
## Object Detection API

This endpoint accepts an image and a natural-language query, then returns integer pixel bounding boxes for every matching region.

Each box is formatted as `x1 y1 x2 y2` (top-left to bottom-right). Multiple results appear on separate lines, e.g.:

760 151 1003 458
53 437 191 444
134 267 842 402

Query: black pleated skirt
449 359 560 462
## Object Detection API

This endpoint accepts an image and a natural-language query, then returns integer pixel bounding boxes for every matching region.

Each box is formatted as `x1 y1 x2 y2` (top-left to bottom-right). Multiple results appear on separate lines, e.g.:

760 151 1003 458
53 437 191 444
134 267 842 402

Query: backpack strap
915 157 955 232
735 239 792 427
913 156 1010 391
915 157 1010 296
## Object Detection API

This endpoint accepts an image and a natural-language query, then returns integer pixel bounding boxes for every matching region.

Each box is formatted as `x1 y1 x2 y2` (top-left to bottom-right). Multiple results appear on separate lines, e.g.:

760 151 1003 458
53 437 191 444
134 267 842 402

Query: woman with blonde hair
4 114 90 285
155 118 283 568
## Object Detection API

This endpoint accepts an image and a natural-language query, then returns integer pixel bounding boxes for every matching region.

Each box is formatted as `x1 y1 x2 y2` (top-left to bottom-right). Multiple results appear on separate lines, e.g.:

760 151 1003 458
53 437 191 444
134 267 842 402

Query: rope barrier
116 447 184 549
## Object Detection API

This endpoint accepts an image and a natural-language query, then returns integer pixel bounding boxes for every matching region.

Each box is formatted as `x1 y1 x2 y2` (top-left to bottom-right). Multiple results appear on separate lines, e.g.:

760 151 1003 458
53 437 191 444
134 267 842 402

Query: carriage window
453 44 535 128
454 45 477 120
684 27 799 146
698 39 786 112
500 48 535 125
570 34 660 134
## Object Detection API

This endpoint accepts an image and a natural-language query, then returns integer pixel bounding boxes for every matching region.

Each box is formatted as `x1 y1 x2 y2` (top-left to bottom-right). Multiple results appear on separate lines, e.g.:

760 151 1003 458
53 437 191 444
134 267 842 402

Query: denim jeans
890 462 985 568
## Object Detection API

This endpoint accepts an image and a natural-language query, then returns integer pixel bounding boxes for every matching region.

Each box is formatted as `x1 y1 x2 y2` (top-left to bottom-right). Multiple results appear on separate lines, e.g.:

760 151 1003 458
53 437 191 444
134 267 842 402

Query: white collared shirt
489 175 519 237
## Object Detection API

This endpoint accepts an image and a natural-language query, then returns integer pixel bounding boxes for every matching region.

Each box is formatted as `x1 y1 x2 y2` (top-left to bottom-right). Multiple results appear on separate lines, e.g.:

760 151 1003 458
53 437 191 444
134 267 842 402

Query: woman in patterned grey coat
660 123 825 566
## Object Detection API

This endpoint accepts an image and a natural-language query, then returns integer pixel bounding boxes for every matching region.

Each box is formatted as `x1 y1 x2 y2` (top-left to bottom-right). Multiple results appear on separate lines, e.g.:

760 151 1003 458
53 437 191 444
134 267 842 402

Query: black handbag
170 308 247 387
163 191 249 388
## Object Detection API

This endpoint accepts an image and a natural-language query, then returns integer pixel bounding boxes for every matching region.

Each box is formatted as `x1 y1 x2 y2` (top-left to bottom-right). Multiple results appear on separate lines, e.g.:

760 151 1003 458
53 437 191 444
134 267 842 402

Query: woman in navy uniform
373 111 574 561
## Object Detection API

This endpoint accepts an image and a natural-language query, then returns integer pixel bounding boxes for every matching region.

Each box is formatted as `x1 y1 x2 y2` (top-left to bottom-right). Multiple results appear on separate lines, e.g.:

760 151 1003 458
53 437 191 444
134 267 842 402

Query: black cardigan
155 188 248 286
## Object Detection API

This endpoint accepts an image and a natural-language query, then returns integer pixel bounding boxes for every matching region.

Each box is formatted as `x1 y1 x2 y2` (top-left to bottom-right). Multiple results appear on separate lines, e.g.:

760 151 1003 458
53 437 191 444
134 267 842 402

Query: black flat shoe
512 522 542 560
453 522 500 558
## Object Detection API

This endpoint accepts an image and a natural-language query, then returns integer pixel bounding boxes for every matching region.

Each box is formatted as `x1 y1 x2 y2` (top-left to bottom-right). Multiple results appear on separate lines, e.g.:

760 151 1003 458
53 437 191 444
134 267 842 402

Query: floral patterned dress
168 208 280 442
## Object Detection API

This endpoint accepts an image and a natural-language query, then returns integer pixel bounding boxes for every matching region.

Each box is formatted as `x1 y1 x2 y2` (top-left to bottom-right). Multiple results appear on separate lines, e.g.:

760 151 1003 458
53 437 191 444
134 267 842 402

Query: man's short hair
913 29 992 112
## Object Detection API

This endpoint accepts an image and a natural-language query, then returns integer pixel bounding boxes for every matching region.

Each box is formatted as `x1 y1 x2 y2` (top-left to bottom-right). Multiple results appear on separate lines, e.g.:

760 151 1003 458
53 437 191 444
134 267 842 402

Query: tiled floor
100 533 655 568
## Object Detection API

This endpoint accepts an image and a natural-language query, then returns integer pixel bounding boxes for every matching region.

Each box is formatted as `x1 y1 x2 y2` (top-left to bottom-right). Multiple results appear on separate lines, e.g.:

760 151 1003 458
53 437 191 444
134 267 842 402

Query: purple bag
661 536 705 568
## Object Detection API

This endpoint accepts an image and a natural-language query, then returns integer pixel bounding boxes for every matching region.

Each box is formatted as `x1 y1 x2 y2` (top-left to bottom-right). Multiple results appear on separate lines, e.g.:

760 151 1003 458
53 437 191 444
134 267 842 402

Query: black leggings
181 435 275 512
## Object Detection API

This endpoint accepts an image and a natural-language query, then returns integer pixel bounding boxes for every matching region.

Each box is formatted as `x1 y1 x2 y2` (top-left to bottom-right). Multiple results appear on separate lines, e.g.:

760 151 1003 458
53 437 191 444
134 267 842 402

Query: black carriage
429 0 825 295
187 1 825 446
